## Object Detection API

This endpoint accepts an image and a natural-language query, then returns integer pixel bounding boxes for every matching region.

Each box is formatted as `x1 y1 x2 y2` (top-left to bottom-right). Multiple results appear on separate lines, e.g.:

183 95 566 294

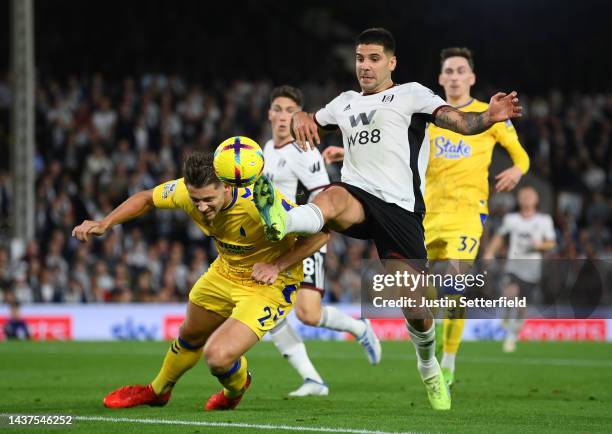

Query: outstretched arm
72 189 155 242
252 231 330 284
434 91 522 135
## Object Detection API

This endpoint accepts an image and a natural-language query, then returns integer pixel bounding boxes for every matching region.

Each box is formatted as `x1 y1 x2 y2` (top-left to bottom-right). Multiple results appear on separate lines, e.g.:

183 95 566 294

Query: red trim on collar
274 138 295 149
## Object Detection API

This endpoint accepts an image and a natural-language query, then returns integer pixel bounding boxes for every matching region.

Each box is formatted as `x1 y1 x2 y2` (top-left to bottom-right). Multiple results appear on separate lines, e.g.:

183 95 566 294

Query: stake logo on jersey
433 136 472 159
313 82 447 213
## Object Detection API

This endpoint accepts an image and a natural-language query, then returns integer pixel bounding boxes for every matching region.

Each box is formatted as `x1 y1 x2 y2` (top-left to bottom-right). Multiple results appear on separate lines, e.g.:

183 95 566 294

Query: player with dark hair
72 151 328 411
253 28 522 410
321 44 530 389
424 46 530 386
265 85 381 397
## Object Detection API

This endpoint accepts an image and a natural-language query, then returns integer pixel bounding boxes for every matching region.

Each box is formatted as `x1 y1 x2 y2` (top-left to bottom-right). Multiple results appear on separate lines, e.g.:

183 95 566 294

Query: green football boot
422 360 452 410
441 367 455 388
253 175 287 242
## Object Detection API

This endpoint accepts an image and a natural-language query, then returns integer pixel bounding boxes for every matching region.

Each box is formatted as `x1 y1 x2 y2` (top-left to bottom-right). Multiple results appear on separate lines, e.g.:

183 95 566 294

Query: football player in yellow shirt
72 152 328 411
425 47 529 387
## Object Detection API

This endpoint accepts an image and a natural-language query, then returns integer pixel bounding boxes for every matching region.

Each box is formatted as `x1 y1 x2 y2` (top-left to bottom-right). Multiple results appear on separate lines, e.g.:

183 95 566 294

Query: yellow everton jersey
152 178 303 283
426 98 529 215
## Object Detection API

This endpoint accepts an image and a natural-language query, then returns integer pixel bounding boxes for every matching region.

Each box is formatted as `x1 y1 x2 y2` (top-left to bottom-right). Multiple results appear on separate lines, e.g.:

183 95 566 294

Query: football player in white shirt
484 186 556 352
253 28 522 410
265 85 382 397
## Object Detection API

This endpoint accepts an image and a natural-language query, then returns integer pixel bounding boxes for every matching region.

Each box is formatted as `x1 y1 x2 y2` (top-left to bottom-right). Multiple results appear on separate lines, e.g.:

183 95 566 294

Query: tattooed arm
433 91 522 135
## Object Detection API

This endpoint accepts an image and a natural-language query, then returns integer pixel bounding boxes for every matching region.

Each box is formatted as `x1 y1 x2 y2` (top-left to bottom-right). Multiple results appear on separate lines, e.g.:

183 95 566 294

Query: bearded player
322 46 530 389
252 28 523 410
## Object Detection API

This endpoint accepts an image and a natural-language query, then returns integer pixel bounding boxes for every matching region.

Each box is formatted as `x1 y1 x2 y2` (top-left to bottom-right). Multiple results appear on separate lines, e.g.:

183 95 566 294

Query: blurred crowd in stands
0 74 610 304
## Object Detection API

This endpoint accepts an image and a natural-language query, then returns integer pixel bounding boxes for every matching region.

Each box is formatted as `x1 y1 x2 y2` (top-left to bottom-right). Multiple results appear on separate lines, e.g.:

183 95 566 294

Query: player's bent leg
104 302 226 409
318 307 381 365
295 286 381 364
272 289 329 396
254 175 327 241
311 185 366 233
203 318 259 410
253 179 366 241
295 288 323 326
269 317 328 397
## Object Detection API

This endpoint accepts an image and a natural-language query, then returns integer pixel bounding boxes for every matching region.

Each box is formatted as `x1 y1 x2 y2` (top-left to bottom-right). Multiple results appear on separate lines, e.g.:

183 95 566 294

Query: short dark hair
270 85 304 107
356 28 396 55
183 152 221 188
440 47 475 71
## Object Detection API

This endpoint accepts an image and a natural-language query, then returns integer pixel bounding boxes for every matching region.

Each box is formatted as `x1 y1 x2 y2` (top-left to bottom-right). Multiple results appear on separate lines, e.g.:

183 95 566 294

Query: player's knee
203 341 235 372
296 303 321 326
179 323 207 348
313 186 345 219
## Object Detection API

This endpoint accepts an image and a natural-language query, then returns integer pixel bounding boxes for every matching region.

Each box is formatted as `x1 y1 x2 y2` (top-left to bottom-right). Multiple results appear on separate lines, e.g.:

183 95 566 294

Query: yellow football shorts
425 212 487 261
189 259 298 340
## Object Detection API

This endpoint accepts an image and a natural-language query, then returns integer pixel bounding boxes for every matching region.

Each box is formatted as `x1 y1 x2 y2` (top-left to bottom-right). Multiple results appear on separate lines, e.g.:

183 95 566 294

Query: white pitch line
73 415 418 434
3 345 611 368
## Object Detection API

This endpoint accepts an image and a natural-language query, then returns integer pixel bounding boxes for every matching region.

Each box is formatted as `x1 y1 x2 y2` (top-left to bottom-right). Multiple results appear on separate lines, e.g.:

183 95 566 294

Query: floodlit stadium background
0 0 610 340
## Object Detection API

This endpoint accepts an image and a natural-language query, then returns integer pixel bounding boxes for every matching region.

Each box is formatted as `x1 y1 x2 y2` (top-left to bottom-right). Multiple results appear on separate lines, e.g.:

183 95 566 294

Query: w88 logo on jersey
347 129 381 146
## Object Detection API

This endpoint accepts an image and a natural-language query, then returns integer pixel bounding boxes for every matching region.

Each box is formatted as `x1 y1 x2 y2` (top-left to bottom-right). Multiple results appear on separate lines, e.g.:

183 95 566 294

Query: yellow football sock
443 318 465 354
216 356 248 398
151 338 202 395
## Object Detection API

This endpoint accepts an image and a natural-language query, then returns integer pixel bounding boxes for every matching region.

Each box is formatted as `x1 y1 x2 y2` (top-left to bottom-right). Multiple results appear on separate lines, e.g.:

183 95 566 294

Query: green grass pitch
1 340 611 433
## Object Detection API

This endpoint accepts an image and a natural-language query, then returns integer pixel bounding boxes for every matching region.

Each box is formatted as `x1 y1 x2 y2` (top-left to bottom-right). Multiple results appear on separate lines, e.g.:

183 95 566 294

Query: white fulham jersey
314 82 447 214
498 212 556 283
263 139 330 205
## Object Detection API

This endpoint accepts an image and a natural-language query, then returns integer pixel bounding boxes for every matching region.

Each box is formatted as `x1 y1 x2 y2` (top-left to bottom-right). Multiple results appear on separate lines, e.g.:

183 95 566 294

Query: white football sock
317 306 366 338
269 319 324 384
440 352 456 372
406 321 438 379
286 204 325 235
